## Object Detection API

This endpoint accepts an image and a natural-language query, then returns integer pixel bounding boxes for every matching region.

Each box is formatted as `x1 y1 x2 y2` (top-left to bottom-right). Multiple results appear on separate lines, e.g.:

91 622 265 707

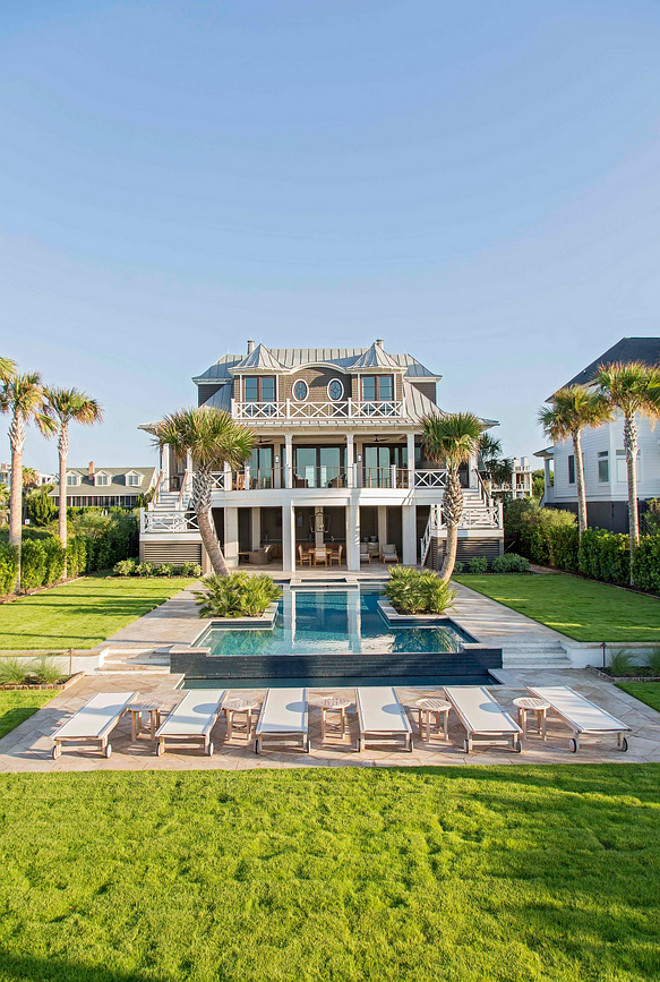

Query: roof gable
560 337 660 390
350 342 400 372
233 343 288 373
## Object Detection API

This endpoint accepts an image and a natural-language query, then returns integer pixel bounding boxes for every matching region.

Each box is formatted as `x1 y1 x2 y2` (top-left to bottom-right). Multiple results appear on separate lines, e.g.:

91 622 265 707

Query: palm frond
421 412 482 468
153 407 255 471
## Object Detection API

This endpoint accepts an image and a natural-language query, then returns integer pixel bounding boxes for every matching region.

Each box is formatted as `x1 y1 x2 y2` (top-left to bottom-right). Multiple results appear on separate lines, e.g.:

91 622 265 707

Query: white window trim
66 473 80 487
327 378 344 401
125 471 142 486
94 472 111 487
292 378 309 402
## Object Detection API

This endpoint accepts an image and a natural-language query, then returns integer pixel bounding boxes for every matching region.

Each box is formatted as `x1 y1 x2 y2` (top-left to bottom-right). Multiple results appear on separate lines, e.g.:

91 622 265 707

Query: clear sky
3 0 660 473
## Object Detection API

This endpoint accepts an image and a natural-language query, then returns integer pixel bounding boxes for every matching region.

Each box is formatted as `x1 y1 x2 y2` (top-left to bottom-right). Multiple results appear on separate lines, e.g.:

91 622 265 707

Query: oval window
328 379 344 401
293 379 309 402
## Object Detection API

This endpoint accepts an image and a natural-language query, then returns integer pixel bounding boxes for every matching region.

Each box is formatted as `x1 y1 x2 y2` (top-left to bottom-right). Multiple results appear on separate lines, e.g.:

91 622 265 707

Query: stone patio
2 669 659 773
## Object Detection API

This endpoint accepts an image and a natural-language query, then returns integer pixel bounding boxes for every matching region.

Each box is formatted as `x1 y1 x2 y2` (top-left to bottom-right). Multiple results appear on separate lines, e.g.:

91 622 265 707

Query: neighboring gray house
536 337 660 532
50 462 157 508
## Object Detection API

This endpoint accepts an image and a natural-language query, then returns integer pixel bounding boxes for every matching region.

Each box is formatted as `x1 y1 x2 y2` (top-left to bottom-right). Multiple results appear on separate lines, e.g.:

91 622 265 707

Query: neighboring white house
536 337 660 532
139 340 505 572
50 462 157 509
490 457 534 499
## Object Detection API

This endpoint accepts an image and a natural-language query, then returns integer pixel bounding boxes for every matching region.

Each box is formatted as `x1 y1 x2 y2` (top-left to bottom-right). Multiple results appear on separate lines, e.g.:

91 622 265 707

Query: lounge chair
381 544 398 563
444 686 522 753
155 689 225 757
359 543 371 564
255 688 309 754
528 685 631 752
51 691 138 759
356 686 412 752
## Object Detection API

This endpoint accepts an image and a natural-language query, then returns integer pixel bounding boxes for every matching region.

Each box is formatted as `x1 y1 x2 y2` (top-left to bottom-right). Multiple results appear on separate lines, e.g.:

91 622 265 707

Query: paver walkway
1 670 659 773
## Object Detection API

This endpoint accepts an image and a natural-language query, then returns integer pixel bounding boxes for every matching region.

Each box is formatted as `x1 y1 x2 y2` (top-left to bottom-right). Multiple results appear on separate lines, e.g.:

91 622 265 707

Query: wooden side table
129 702 162 742
416 698 451 742
224 697 259 741
318 696 351 742
513 697 550 741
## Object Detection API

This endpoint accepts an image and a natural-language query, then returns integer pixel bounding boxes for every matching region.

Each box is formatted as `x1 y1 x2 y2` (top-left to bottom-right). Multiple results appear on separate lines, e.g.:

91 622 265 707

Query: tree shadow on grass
0 952 167 982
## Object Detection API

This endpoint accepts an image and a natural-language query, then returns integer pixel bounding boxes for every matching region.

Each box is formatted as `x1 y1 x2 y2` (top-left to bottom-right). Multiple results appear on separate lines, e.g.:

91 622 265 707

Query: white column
223 460 232 492
251 507 261 551
402 504 417 565
346 433 354 488
377 505 388 551
224 507 239 568
284 433 293 489
282 502 296 572
346 497 360 571
407 432 415 489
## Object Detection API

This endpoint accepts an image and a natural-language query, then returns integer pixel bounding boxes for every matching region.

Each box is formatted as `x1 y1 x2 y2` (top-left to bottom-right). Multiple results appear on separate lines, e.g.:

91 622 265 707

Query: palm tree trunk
624 412 639 585
439 468 463 582
8 411 24 591
58 423 69 568
192 467 230 576
573 428 588 539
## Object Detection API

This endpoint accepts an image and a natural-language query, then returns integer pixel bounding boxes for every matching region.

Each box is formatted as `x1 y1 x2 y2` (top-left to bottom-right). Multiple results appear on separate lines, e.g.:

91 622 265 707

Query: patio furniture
444 686 522 753
248 545 273 565
238 551 251 564
513 696 550 742
255 688 309 754
51 691 138 760
155 689 225 757
128 700 163 742
356 686 412 752
298 544 312 566
223 696 259 741
359 543 372 564
381 544 399 563
318 695 351 742
328 545 343 566
527 685 631 752
312 547 328 566
416 697 451 742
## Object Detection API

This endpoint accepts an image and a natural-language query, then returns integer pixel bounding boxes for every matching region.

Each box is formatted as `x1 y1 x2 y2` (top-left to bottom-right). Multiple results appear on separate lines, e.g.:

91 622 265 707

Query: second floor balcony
205 465 448 492
231 398 407 423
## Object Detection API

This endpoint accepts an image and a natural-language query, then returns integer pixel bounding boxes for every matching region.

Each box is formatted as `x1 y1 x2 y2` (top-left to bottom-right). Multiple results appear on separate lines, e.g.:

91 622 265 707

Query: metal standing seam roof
192 346 441 383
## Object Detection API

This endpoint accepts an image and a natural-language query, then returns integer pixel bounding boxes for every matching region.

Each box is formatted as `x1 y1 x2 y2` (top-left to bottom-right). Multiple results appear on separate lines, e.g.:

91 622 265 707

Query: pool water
196 588 471 657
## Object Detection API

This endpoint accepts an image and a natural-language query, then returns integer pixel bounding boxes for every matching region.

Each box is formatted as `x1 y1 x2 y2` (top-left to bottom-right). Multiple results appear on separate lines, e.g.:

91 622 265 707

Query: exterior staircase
500 639 572 671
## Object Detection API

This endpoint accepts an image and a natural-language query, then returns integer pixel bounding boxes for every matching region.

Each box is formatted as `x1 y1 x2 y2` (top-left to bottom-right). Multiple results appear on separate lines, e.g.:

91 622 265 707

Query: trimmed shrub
491 553 530 573
20 540 46 591
135 562 155 577
578 529 629 585
174 561 203 577
195 572 282 618
154 562 175 577
41 537 65 586
385 566 456 615
467 556 488 574
633 536 660 594
0 543 18 596
113 559 137 576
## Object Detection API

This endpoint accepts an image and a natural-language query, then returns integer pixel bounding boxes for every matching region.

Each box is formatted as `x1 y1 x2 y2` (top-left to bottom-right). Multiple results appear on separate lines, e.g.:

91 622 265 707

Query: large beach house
139 341 504 571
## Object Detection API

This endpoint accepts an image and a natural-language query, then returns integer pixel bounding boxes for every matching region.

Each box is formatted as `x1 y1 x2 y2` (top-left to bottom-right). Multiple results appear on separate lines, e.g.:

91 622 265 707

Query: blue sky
3 0 660 472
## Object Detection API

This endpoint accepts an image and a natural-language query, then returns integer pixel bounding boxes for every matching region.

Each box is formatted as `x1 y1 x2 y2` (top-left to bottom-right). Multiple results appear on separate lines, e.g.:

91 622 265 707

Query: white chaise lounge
255 688 309 754
356 686 412 752
528 685 631 753
444 686 522 754
51 691 138 759
155 689 225 757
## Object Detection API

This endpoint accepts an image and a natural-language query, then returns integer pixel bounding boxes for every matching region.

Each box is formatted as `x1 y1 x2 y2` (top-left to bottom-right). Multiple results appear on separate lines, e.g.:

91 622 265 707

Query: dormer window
362 375 393 402
95 472 110 487
126 472 141 487
66 473 80 487
244 376 275 402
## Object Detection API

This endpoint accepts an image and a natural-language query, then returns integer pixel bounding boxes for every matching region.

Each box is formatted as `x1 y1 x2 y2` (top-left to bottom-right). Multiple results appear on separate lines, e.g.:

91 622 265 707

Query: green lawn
0 766 658 982
0 690 57 739
455 573 660 642
617 682 660 713
0 575 194 650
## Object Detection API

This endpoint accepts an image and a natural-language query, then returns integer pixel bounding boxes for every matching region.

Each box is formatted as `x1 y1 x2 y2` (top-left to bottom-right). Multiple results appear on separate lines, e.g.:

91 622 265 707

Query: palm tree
421 412 482 582
0 357 16 383
538 386 611 540
153 408 255 575
0 372 55 588
43 387 104 556
594 361 660 579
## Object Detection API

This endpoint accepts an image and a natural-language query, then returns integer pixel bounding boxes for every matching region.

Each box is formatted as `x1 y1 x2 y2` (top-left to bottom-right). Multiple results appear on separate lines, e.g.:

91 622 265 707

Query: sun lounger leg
617 732 629 752
569 732 580 753
52 741 61 760
156 737 165 757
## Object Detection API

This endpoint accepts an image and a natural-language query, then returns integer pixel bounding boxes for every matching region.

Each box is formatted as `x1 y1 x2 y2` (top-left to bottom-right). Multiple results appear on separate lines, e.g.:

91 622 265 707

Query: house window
598 451 609 483
244 376 275 402
95 474 110 487
327 378 344 401
362 375 393 402
66 474 80 486
616 450 626 483
292 379 309 402
126 473 141 487
567 455 575 485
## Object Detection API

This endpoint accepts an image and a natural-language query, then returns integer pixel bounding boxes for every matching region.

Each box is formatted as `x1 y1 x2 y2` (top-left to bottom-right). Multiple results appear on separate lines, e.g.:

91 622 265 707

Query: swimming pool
196 588 472 657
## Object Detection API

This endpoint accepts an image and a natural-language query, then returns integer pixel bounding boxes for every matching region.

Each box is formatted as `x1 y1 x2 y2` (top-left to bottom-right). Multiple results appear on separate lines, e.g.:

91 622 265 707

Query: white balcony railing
141 510 200 533
232 399 406 422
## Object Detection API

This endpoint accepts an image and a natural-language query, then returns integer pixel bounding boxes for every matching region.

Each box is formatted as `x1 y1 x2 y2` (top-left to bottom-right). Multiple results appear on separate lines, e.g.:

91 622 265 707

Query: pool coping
194 602 279 636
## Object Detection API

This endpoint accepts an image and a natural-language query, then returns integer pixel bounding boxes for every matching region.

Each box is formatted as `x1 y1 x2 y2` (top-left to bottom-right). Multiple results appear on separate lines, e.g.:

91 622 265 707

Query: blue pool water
196 588 472 657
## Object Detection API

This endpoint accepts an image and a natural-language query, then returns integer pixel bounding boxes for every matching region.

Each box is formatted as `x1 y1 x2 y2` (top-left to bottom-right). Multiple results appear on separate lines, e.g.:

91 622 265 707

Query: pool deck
2 669 659 773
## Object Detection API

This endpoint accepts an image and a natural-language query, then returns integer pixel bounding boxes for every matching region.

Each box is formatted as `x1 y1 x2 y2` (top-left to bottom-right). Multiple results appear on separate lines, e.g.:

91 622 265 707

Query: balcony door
363 445 407 488
294 446 346 488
